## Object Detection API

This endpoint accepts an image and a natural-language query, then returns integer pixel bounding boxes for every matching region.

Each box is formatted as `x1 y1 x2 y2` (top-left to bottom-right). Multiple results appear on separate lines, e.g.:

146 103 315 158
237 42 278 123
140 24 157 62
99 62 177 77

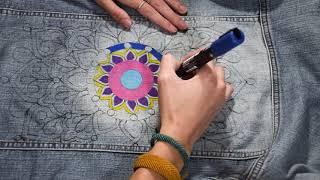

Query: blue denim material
0 0 319 179
258 0 320 179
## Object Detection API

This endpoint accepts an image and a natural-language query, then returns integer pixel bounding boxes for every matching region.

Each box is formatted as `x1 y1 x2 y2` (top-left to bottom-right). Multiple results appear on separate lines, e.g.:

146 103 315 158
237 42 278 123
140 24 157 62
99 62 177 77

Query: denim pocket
0 7 276 167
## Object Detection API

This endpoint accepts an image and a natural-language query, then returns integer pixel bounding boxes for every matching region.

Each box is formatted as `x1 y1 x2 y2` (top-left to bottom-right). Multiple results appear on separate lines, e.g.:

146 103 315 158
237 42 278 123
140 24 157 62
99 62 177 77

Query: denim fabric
0 0 318 179
258 0 320 179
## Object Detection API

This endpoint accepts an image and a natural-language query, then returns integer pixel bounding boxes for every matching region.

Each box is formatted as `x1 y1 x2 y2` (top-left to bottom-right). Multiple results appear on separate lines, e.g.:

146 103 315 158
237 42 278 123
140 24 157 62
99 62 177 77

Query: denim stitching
0 140 267 159
246 0 281 179
0 8 259 22
247 155 266 180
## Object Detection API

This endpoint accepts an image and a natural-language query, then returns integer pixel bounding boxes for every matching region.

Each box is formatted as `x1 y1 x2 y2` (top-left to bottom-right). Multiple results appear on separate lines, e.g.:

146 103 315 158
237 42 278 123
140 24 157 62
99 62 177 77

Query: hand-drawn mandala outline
94 42 162 114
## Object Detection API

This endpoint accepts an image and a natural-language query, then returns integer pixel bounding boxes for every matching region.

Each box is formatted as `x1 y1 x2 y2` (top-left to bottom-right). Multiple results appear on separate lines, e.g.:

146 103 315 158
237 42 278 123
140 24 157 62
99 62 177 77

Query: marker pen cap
209 28 245 57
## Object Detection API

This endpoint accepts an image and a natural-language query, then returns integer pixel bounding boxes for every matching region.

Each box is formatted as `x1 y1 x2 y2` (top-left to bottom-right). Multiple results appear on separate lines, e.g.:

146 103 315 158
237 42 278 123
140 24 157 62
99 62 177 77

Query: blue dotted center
120 70 143 90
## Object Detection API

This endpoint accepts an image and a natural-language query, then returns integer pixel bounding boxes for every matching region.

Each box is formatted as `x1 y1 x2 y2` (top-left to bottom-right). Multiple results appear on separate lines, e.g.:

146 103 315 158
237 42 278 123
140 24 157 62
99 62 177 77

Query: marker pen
176 28 245 79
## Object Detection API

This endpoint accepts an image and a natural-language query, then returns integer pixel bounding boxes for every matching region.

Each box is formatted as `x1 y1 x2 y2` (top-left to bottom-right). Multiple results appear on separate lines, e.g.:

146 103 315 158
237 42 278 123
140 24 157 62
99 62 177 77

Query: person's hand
96 0 188 33
130 53 233 179
158 53 233 153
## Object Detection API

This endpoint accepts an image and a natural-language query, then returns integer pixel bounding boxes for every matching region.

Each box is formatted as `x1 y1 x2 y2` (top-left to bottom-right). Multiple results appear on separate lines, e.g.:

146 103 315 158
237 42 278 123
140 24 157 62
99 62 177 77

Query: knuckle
141 8 157 19
217 80 226 90
162 19 173 28
138 3 153 13
163 53 172 59
215 65 225 73
109 9 123 19
173 17 183 26
118 10 128 18
228 85 234 93
207 72 216 81
207 68 216 77
158 74 170 83
152 0 162 7
167 0 179 7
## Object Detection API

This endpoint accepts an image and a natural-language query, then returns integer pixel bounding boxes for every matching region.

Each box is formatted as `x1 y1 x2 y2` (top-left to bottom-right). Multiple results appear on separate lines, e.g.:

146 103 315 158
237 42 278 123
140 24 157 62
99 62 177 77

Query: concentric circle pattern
94 42 162 114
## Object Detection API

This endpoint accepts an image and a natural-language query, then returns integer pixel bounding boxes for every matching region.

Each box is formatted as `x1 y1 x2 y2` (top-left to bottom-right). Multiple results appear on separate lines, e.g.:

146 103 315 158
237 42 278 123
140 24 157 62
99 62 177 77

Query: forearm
131 168 165 180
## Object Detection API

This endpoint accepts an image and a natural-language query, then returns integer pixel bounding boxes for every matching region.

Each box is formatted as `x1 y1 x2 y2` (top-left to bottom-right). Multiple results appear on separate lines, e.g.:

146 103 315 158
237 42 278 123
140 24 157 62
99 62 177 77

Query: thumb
160 53 181 76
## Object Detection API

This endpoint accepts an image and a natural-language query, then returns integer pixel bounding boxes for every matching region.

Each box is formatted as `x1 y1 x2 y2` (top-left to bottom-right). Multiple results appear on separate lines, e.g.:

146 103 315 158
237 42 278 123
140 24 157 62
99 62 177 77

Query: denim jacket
0 0 319 179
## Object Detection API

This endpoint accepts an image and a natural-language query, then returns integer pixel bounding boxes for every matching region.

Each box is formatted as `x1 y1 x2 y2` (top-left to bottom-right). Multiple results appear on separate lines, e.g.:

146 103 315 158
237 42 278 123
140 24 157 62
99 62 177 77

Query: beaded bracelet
150 133 190 167
133 153 182 180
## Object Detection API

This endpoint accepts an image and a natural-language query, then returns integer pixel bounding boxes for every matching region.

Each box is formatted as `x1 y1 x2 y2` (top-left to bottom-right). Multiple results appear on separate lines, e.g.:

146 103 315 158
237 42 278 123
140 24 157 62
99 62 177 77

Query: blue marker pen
176 28 245 79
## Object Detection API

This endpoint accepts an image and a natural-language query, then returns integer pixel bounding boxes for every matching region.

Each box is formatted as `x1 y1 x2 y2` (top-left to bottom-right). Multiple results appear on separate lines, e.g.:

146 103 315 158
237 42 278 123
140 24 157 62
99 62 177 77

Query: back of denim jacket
0 0 319 179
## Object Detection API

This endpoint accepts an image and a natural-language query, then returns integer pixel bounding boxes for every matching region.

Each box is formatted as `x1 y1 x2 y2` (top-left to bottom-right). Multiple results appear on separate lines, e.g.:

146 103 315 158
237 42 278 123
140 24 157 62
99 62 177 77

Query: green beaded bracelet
150 133 189 167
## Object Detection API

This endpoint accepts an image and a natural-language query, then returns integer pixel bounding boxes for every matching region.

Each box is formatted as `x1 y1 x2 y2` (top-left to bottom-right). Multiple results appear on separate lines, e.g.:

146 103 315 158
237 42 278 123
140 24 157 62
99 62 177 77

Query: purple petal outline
126 50 135 60
138 97 149 107
127 100 137 112
148 87 158 97
113 96 124 106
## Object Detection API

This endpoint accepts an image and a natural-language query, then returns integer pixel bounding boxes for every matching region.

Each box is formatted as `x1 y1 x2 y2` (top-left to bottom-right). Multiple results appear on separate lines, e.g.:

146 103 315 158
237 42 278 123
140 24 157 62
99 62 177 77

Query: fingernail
120 19 131 30
179 5 188 14
179 20 188 30
168 25 177 33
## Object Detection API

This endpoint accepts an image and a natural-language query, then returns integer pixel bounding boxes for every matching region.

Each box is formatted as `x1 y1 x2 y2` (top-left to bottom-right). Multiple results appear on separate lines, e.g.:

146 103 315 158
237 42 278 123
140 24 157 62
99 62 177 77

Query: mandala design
94 42 162 114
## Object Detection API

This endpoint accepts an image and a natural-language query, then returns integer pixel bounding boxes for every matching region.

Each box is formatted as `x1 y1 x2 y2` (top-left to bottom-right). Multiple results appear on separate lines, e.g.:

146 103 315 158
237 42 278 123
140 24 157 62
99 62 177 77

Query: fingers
225 84 234 101
215 65 225 82
147 0 188 30
118 0 177 33
180 48 204 62
197 64 234 100
196 61 216 78
137 2 177 33
215 66 234 100
96 0 132 29
159 53 181 77
163 0 188 14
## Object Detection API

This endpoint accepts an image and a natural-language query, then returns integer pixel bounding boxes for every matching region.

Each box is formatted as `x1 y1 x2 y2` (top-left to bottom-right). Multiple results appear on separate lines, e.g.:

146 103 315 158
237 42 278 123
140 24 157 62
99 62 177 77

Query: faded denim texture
0 0 319 179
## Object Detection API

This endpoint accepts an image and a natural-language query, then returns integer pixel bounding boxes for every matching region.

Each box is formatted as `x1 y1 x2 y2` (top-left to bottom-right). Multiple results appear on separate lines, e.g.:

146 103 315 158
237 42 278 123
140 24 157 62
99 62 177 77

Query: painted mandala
94 42 162 114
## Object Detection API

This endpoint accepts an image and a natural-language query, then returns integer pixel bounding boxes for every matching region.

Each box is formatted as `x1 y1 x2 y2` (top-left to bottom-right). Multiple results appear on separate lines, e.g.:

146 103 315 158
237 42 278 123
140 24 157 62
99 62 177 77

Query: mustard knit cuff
133 153 182 180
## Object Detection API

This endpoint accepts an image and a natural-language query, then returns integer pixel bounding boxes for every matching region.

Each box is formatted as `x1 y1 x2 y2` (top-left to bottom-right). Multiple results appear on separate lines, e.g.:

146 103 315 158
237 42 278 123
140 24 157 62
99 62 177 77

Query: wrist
159 128 194 154
149 141 184 171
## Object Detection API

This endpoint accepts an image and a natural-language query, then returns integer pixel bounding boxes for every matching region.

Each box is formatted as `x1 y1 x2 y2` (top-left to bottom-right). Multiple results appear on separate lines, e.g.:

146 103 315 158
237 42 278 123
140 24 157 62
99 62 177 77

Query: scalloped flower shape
94 45 160 114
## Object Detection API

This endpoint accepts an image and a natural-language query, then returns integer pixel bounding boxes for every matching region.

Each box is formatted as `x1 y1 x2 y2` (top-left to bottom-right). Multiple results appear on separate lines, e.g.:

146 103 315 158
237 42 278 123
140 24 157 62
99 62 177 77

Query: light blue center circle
120 70 143 90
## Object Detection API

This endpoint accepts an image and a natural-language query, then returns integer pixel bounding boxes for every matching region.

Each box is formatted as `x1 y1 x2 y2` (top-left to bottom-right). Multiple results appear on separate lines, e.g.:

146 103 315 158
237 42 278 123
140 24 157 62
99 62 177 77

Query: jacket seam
0 140 267 159
0 7 259 22
248 0 281 179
